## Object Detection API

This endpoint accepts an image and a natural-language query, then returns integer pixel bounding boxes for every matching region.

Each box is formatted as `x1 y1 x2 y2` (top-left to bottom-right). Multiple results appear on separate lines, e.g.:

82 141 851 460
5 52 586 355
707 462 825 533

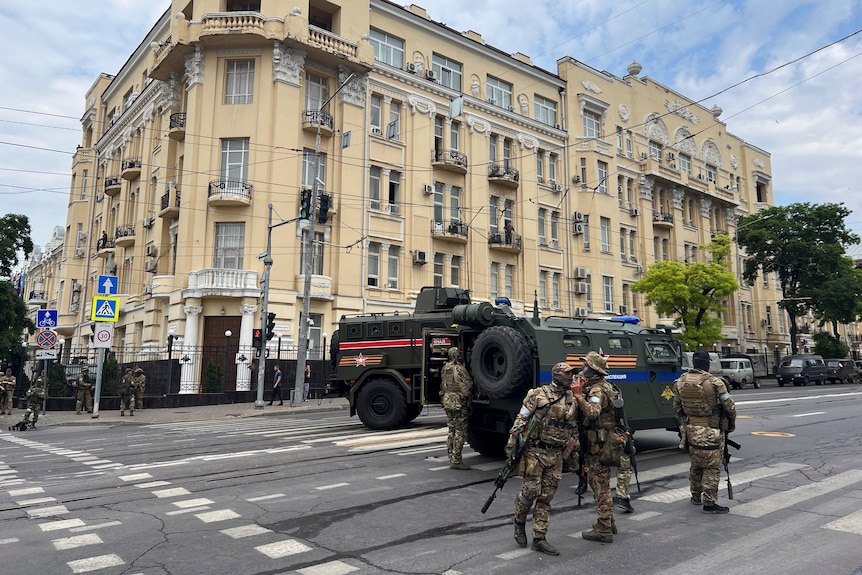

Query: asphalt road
1 381 861 575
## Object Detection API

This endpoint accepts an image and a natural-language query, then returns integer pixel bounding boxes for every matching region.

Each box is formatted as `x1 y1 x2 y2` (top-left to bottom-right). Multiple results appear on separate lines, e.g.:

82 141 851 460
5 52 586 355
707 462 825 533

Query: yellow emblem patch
660 385 675 401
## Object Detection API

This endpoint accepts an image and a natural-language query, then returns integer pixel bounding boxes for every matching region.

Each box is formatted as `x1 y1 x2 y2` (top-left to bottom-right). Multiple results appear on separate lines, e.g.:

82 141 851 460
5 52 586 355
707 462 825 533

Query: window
449 186 461 222
537 150 545 183
706 164 717 183
225 60 254 104
489 134 497 164
388 245 400 289
629 231 636 261
584 109 601 138
486 76 512 108
490 196 500 234
370 95 381 130
580 157 587 188
505 265 513 298
583 214 591 251
502 138 512 170
368 243 380 287
490 262 499 300
388 171 401 214
603 275 614 313
369 28 404 68
81 170 88 200
369 166 381 210
539 271 548 308
300 230 324 275
550 212 559 247
305 72 330 113
680 154 691 174
600 217 611 252
538 208 547 246
625 130 633 157
450 121 460 151
434 253 444 287
549 154 558 184
649 140 662 159
451 255 461 287
552 273 561 308
214 222 244 269
597 161 608 194
388 101 400 140
616 126 623 153
433 183 444 223
620 229 627 260
302 149 326 188
221 138 249 183
534 95 557 126
432 54 462 91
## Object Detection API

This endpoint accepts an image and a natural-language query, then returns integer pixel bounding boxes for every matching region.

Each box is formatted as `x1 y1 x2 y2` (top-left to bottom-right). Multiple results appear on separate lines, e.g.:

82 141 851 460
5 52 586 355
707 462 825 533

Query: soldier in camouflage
1 367 16 415
673 350 736 513
507 361 582 556
76 368 94 414
133 366 146 410
615 453 635 513
119 368 135 416
440 347 473 470
22 376 46 427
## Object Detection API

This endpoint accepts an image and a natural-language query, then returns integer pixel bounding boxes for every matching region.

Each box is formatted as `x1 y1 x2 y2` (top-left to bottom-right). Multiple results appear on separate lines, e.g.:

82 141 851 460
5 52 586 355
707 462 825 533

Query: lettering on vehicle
431 337 452 346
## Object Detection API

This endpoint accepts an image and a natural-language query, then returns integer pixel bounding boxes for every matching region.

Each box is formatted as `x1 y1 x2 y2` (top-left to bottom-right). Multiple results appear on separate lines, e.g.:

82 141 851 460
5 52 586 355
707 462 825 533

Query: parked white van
720 358 757 389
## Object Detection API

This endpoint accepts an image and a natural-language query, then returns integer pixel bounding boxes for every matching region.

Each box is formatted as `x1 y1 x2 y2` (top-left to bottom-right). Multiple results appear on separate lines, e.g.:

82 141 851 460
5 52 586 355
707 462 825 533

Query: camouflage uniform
576 351 622 543
76 369 94 414
508 362 580 556
133 367 146 410
615 454 634 512
440 347 473 469
1 368 16 414
22 381 46 425
673 351 736 513
119 368 135 416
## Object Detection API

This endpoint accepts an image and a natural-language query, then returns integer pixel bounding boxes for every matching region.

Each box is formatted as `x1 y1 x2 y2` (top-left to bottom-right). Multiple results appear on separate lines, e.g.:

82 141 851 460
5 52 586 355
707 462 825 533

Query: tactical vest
534 386 577 448
440 362 459 394
677 371 717 418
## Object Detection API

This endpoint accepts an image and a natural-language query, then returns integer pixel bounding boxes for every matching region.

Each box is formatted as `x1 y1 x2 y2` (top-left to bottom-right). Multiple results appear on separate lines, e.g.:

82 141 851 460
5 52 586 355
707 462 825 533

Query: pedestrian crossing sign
91 296 120 322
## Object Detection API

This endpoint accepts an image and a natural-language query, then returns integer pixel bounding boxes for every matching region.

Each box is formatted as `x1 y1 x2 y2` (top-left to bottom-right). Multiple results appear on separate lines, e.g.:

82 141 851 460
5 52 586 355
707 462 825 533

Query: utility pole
292 72 355 407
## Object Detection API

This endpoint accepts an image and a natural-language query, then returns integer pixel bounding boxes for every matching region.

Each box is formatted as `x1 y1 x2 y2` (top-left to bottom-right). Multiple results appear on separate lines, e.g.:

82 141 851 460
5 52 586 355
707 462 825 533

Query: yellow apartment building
22 0 789 391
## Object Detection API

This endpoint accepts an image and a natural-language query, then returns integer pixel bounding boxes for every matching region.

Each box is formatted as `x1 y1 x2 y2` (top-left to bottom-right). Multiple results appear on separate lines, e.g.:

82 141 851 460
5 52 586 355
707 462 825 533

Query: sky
2 0 861 261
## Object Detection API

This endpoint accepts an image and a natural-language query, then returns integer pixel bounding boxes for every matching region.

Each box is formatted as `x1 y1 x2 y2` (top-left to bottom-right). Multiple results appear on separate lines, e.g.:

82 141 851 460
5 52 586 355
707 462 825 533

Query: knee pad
518 491 532 506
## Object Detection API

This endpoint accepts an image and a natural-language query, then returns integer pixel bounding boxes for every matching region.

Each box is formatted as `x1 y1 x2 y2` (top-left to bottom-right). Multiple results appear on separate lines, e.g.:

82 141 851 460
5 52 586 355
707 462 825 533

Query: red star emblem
355 353 366 367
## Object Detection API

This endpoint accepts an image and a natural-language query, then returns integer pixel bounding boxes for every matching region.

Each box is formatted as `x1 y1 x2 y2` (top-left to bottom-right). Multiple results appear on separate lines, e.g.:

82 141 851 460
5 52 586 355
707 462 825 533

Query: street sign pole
92 348 104 418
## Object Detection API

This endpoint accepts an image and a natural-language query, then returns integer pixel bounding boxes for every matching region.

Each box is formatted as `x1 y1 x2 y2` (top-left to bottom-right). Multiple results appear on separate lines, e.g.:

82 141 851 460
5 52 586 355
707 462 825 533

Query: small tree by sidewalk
203 360 223 393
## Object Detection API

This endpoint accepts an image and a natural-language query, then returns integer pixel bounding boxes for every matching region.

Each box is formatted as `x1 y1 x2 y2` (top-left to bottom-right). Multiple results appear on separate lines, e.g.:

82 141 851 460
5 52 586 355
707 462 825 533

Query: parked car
855 360 862 381
720 358 758 389
681 352 730 386
824 359 858 384
775 354 828 387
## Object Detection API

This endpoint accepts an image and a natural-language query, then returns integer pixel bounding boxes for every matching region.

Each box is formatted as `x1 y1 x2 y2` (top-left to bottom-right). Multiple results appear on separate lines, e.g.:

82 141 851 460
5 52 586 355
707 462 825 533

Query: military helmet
582 351 609 376
126 367 133 372
82 367 89 373
552 362 575 376
134 366 143 373
448 347 460 361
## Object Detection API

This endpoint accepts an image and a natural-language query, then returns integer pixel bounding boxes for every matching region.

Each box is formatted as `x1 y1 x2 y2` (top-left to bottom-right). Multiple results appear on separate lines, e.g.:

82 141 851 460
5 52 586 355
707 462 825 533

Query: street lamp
322 332 328 364
223 330 232 394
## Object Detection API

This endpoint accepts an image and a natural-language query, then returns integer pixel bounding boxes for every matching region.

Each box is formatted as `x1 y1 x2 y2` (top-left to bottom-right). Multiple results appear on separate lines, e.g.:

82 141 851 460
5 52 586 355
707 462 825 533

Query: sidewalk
2 397 351 428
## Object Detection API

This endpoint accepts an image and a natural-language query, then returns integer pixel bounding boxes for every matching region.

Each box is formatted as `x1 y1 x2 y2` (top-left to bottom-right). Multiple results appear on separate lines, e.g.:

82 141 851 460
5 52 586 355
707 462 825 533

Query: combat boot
702 503 730 514
449 462 471 470
616 497 634 513
531 538 559 556
593 521 617 535
129 411 134 416
513 520 527 547
120 411 124 416
582 528 614 543
691 495 702 505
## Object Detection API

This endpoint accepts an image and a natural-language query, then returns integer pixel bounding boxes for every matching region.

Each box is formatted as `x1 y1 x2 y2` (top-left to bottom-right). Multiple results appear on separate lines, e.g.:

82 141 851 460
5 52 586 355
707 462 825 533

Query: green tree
203 360 223 393
811 332 849 359
736 203 859 355
0 214 33 278
633 234 738 351
48 362 68 397
101 354 119 396
810 257 862 337
0 214 35 367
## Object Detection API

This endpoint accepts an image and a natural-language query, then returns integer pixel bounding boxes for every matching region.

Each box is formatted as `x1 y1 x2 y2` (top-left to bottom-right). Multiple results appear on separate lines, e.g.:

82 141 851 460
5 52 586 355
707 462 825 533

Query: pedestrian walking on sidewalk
268 365 283 405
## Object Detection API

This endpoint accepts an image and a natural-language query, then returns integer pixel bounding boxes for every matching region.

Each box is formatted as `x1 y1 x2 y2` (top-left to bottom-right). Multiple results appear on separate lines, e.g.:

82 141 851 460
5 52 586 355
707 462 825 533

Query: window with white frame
649 140 662 159
616 126 623 153
603 275 614 313
388 245 400 289
549 153 558 184
81 169 88 200
620 228 627 260
629 230 637 261
490 262 499 300
214 222 244 269
550 212 559 247
451 255 461 287
584 109 601 139
489 134 497 164
653 236 660 261
388 171 401 214
302 149 326 188
504 264 513 298
300 230 324 275
597 161 608 194
369 28 404 68
490 196 500 234
370 94 381 131
433 183 444 224
662 238 669 260
432 53 462 91
583 214 591 251
539 271 548 308
388 100 400 140
368 243 380 287
552 273 561 308
538 208 547 246
534 94 557 126
486 76 512 108
580 157 587 186
706 164 717 183
503 138 512 169
369 166 381 210
225 59 254 104
305 72 329 112
450 186 461 222
625 130 633 157
221 138 249 184
450 121 460 151
680 154 691 174
433 253 443 287
600 217 611 252
537 150 545 183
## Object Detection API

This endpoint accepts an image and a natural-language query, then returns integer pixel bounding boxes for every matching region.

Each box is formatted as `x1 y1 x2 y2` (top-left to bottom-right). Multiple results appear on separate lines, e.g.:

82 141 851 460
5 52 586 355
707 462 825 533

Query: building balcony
168 113 186 141
488 164 519 188
96 236 115 257
27 290 47 306
114 224 136 248
652 212 674 228
121 158 142 180
488 231 522 253
302 110 334 136
306 25 359 61
432 149 468 174
183 268 260 299
159 186 181 219
208 179 252 206
104 176 122 197
431 219 469 243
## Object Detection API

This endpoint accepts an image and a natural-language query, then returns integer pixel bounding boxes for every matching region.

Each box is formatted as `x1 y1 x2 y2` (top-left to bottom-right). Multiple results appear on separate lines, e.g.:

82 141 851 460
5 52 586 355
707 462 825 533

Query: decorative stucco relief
581 80 602 94
639 175 655 201
725 207 736 227
618 104 630 122
753 158 765 168
702 139 722 167
273 41 305 86
671 187 685 210
517 133 538 150
408 94 436 117
339 67 366 107
730 154 739 169
466 114 490 134
159 72 182 110
184 44 204 86
644 113 669 145
674 127 697 157
699 197 712 218
665 99 699 124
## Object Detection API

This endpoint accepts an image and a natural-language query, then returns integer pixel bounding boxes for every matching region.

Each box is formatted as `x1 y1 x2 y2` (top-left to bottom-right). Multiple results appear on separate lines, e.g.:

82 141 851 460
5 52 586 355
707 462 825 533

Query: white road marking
496 548 533 560
173 498 214 508
298 561 360 575
166 506 211 516
316 482 349 490
792 412 825 417
40 519 86 532
734 469 862 518
67 554 125 573
640 462 807 503
52 533 103 550
196 509 241 523
27 505 69 518
627 510 663 522
247 493 286 502
152 487 191 498
736 391 862 405
376 473 406 480
8 487 44 496
823 508 862 535
135 481 171 488
255 539 313 558
0 538 19 544
429 465 451 471
221 524 272 539
17 496 57 506
70 521 122 533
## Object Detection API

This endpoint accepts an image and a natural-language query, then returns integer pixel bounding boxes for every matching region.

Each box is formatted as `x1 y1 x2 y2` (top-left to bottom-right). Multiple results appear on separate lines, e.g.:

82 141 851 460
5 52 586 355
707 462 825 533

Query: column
236 304 257 391
179 304 202 394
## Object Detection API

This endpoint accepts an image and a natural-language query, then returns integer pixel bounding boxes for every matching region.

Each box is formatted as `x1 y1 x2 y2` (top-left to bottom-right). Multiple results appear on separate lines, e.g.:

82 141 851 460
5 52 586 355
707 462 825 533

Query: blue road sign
97 275 119 295
91 296 120 322
36 309 58 329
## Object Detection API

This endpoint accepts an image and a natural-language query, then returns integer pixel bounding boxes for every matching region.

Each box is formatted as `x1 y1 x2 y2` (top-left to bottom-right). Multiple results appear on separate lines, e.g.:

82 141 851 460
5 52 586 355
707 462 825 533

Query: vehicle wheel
754 380 761 389
356 378 408 430
405 402 423 422
471 326 533 399
778 380 785 387
329 330 340 371
740 379 748 389
803 376 810 386
466 426 506 457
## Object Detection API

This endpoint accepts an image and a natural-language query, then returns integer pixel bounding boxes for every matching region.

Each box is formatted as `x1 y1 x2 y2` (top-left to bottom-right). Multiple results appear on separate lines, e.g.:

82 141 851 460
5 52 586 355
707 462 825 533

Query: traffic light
300 188 312 219
252 328 264 350
318 193 331 224
266 312 277 340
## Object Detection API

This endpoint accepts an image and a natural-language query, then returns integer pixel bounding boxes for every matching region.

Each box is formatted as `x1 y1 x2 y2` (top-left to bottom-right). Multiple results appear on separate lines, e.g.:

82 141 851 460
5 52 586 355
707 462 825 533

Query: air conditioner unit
667 152 675 160
554 123 562 129
145 245 158 257
142 284 153 295
72 283 81 292
573 211 585 223
574 267 589 279
425 69 437 81
631 208 640 216
413 250 428 265
371 126 382 136
761 319 769 326
406 62 417 73
74 249 85 258
576 307 589 317
433 221 444 233
423 184 434 195
78 232 87 242
574 282 589 294
508 106 514 112
142 217 154 229
636 264 644 274
640 152 648 159
572 175 581 184
573 223 585 235
145 259 156 272
619 305 629 315
553 184 563 192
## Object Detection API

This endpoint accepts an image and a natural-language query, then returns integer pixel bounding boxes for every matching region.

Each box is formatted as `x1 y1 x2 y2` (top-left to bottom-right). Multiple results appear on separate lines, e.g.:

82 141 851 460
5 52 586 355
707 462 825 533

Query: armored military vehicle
331 286 682 455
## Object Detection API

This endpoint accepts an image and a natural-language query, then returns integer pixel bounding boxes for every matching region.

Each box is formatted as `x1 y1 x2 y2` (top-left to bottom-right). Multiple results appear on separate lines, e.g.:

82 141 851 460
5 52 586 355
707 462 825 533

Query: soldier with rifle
673 350 738 514
485 362 582 556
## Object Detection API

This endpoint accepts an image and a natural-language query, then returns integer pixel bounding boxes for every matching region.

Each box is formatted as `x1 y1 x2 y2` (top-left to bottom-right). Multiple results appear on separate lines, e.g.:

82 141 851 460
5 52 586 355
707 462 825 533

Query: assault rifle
481 414 540 514
723 436 741 499
613 385 640 493
576 429 588 507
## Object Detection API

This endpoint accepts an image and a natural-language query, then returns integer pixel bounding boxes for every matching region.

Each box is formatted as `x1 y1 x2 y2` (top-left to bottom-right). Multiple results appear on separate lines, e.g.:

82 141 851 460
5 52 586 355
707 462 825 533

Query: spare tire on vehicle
470 326 533 399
